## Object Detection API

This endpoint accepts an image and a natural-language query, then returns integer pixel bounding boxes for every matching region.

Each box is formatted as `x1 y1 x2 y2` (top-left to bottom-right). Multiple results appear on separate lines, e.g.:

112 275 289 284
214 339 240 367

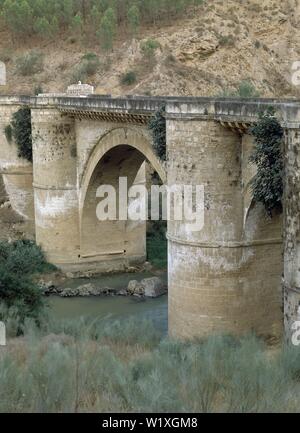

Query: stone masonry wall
0 104 34 221
284 127 300 341
167 117 282 340
31 108 80 265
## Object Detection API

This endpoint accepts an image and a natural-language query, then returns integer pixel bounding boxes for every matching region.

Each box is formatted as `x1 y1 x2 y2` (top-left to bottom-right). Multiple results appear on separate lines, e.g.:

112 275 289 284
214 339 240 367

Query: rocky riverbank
40 276 167 299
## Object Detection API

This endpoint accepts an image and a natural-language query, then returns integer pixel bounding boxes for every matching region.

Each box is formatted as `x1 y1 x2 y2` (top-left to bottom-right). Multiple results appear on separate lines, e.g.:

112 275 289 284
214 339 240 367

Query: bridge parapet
1 94 300 126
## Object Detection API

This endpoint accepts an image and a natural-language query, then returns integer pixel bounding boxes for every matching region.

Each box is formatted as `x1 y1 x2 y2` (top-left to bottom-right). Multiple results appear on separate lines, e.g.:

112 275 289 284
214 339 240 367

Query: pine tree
33 17 52 38
2 0 34 36
127 4 140 36
71 13 83 37
89 5 102 34
60 0 73 27
98 7 116 51
0 0 203 41
50 16 59 34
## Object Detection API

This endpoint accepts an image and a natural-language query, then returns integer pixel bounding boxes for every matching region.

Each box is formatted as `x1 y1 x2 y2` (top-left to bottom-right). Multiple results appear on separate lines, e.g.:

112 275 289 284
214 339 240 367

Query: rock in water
77 284 94 297
101 287 117 296
60 287 79 297
127 280 144 295
141 277 166 298
117 289 128 296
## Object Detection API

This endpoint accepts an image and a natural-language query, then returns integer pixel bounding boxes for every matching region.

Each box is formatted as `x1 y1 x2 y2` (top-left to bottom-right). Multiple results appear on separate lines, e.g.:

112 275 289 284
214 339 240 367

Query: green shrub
140 38 160 60
120 71 137 86
237 80 260 98
81 52 97 62
148 105 166 160
80 53 100 76
11 107 32 162
0 326 299 413
249 108 284 215
71 54 100 84
218 80 260 98
34 84 43 95
16 50 44 76
219 35 235 47
0 240 54 275
254 40 261 49
147 222 167 269
0 268 43 324
0 240 54 328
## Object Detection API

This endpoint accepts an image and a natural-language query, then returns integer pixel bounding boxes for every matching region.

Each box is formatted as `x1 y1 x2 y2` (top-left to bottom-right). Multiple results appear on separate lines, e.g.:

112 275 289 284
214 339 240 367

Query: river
49 271 168 334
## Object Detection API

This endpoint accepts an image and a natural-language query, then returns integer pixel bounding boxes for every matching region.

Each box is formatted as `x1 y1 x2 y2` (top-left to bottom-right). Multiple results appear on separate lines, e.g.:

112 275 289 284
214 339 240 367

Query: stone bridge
0 94 300 341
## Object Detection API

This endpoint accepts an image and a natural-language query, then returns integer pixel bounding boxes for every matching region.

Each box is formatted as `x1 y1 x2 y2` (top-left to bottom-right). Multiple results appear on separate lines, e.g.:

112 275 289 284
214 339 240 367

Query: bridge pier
0 102 34 223
167 102 282 340
31 108 80 266
283 126 300 340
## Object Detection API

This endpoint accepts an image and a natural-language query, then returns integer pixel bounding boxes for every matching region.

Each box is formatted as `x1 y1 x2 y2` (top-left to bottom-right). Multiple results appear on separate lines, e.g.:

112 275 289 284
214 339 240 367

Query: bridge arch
79 127 166 212
78 126 166 270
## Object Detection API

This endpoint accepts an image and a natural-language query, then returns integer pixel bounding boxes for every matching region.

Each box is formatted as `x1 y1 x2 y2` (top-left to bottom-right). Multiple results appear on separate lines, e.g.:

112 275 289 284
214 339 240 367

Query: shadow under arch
79 127 166 214
78 127 166 270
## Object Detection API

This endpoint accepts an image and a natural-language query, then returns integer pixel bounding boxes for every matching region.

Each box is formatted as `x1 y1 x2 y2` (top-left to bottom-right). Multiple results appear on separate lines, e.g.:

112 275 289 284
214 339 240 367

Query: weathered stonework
0 95 299 340
0 102 34 223
0 61 6 86
283 127 300 340
166 114 282 339
31 108 79 265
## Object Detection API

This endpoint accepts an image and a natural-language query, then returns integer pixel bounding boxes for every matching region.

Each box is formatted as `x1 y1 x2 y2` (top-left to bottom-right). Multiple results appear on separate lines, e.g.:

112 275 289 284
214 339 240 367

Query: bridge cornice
59 108 152 125
0 95 300 128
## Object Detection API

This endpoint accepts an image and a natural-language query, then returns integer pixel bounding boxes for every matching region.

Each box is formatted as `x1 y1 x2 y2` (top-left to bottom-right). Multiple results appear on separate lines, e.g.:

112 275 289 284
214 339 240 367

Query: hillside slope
0 0 300 98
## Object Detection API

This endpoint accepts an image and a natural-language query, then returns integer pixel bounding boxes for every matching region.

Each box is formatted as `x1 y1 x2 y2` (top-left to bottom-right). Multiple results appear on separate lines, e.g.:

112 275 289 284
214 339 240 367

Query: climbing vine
249 107 284 215
148 104 166 161
11 107 33 162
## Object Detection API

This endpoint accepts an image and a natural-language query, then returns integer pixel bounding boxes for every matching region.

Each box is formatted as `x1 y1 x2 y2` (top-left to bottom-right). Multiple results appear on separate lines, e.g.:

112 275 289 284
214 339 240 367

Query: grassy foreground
0 310 300 413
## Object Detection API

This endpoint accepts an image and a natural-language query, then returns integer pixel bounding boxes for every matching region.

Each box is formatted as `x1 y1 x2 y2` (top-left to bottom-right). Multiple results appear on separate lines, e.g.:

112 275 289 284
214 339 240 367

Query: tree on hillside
88 4 102 35
76 0 91 23
56 0 73 27
127 3 140 36
97 0 111 14
0 0 204 41
2 0 34 36
33 17 53 38
71 12 84 38
98 7 117 50
50 15 59 34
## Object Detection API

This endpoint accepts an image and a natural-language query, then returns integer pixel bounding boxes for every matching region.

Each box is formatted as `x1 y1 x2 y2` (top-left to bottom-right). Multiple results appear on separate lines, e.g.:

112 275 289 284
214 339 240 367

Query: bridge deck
0 95 299 126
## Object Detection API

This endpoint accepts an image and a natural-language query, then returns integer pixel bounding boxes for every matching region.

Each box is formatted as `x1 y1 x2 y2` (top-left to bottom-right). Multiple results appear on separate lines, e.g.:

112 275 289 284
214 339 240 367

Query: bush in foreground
0 240 54 327
0 315 299 413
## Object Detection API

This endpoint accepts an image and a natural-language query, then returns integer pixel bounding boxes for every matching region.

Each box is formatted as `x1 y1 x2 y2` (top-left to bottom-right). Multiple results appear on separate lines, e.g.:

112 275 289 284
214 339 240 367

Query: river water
49 271 168 334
